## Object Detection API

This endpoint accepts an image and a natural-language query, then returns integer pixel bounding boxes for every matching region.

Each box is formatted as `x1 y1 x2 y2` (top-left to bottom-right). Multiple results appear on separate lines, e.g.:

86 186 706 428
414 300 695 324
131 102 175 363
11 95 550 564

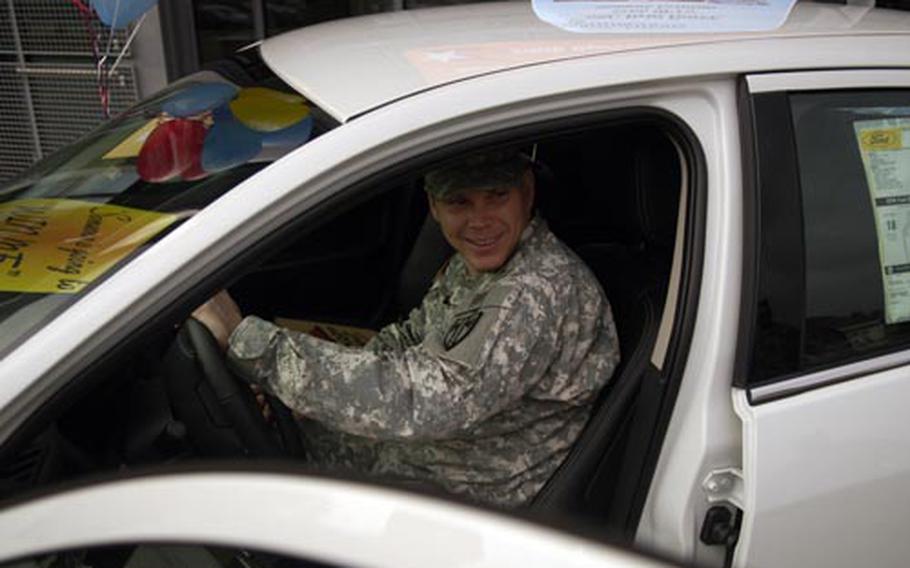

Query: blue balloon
162 83 239 118
91 0 159 29
260 115 314 148
202 108 262 173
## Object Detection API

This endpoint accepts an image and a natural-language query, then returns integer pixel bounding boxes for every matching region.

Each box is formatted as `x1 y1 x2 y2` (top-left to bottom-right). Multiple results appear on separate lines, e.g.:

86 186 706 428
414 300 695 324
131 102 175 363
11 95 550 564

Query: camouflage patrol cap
425 149 531 199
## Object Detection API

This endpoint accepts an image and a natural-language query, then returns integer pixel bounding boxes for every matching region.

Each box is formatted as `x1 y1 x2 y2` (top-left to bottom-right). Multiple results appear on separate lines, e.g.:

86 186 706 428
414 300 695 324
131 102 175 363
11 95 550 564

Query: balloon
260 115 314 148
137 119 207 182
202 107 263 173
181 159 209 181
230 87 310 132
90 0 159 29
162 83 238 118
236 87 305 105
176 120 208 181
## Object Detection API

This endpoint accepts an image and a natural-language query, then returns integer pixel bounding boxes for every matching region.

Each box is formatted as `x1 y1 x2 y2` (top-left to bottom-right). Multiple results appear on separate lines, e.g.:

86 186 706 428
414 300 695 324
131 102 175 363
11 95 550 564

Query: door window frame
736 69 910 404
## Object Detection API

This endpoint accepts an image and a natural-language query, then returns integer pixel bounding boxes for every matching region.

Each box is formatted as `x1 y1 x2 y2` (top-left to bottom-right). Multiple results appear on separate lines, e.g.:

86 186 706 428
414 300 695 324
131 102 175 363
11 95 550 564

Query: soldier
193 149 620 507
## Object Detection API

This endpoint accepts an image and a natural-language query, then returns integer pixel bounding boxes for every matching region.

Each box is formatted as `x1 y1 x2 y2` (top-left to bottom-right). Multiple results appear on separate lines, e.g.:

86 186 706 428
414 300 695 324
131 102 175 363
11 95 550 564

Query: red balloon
181 158 208 181
137 119 208 182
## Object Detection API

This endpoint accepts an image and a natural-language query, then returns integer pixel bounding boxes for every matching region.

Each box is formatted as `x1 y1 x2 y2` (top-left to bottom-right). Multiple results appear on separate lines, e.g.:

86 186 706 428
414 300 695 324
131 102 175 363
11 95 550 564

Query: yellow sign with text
860 128 903 151
0 199 178 294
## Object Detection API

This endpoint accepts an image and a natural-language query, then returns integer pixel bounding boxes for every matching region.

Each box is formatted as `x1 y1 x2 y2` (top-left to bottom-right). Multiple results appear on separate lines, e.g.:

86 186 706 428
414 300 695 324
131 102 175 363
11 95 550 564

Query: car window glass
749 90 910 384
0 52 336 356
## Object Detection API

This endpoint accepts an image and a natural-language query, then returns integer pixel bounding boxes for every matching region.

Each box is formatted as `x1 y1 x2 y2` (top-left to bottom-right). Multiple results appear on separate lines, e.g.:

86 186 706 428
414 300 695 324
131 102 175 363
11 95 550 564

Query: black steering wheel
161 318 305 458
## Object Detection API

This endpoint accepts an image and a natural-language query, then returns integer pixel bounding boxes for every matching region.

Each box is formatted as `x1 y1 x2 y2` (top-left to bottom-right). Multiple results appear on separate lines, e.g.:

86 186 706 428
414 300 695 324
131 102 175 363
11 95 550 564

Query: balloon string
102 0 121 66
69 0 92 15
108 12 146 78
71 0 111 118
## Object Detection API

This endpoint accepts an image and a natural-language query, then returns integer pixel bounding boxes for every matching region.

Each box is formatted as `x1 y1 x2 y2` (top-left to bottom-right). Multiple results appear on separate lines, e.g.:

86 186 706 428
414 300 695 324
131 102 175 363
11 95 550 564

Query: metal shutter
0 0 139 183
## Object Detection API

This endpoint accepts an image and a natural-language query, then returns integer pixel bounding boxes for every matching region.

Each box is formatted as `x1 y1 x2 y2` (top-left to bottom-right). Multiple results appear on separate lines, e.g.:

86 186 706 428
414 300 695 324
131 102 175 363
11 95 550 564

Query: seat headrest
537 126 682 250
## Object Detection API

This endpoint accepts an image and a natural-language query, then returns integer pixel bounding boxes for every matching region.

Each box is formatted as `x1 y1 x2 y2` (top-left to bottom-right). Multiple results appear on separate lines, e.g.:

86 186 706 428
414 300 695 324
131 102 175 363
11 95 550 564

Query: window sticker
854 118 910 324
532 0 797 34
0 199 178 294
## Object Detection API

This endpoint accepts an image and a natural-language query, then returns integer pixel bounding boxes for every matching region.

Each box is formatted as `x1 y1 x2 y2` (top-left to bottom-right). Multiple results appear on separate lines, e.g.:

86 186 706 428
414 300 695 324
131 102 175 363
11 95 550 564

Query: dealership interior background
0 0 494 184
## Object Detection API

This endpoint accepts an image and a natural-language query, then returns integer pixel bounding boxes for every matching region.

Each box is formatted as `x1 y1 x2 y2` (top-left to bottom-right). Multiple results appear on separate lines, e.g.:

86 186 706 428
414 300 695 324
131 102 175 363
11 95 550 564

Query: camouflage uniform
227 216 619 507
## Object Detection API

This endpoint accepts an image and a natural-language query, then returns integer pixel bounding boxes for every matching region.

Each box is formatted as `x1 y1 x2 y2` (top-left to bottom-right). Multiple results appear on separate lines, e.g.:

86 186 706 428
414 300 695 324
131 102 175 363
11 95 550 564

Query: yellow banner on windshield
0 199 178 294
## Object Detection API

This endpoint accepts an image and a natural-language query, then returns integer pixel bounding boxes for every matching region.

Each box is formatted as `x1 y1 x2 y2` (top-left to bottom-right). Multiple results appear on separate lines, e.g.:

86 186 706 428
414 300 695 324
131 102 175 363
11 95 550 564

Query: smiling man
194 149 619 507
427 151 537 274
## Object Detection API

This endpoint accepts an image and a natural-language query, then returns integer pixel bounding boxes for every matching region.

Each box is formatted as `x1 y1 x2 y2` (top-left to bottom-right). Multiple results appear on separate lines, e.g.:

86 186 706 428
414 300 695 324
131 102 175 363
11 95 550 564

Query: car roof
259 1 910 123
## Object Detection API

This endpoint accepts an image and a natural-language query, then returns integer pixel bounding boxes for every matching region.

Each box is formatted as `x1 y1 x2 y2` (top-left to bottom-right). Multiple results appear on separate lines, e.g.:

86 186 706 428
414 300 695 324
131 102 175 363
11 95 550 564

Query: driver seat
530 126 681 526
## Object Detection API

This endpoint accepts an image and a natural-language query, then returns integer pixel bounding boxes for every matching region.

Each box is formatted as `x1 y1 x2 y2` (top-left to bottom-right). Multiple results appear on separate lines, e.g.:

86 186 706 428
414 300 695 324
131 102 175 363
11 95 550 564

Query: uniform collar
520 214 545 245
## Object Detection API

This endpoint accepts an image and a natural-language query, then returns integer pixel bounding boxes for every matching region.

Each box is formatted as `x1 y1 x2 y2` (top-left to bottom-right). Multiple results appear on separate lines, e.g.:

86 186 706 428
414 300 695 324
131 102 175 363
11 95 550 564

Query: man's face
429 170 535 275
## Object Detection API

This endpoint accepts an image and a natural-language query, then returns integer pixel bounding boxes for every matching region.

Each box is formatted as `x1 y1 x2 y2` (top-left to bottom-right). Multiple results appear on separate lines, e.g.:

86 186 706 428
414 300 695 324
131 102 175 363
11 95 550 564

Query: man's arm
365 274 449 352
365 306 427 352
227 281 566 441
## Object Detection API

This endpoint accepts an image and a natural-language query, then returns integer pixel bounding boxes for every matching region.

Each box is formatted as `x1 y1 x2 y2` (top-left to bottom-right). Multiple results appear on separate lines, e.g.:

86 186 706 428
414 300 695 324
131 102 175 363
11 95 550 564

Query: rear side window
747 90 910 386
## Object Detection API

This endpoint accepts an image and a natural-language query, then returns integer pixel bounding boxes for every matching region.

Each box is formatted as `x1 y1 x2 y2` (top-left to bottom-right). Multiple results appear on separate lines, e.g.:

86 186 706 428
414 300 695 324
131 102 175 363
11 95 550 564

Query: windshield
0 52 334 356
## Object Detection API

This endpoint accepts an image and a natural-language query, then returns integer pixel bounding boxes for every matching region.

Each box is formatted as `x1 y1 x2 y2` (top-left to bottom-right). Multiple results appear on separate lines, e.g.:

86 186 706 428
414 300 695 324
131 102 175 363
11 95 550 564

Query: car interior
0 114 688 543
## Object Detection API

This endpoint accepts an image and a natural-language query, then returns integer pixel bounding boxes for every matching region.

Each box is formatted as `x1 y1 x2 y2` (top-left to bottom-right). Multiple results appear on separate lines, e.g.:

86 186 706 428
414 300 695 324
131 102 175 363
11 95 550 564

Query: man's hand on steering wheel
193 291 275 424
191 290 243 351
158 291 306 458
251 384 274 424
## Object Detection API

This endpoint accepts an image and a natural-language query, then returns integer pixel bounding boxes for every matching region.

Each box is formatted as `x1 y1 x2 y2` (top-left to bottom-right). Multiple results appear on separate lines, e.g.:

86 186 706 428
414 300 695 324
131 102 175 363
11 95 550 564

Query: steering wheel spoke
161 319 305 459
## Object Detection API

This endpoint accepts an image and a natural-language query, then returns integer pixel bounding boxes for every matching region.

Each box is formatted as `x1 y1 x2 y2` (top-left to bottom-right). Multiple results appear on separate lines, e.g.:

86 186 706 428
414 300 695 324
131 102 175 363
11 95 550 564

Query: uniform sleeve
364 305 426 352
226 282 562 441
361 276 447 352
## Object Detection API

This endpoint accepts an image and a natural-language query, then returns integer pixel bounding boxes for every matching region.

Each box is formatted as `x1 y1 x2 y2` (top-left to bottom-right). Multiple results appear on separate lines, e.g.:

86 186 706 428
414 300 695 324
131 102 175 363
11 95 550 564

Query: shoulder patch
443 309 483 350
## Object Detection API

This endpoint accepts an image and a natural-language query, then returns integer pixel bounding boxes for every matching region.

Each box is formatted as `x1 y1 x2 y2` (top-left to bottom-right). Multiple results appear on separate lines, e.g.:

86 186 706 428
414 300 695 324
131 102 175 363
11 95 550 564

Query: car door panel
733 371 910 568
733 71 910 568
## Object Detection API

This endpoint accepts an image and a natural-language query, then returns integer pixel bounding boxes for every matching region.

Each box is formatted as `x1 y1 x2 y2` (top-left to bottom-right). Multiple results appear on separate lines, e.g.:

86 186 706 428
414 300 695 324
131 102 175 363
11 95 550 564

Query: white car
0 469 677 568
1 2 910 568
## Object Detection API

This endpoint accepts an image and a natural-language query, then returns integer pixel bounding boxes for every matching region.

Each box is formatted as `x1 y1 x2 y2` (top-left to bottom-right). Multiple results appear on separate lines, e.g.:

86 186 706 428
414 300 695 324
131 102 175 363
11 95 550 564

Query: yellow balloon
238 87 304 104
230 87 310 132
